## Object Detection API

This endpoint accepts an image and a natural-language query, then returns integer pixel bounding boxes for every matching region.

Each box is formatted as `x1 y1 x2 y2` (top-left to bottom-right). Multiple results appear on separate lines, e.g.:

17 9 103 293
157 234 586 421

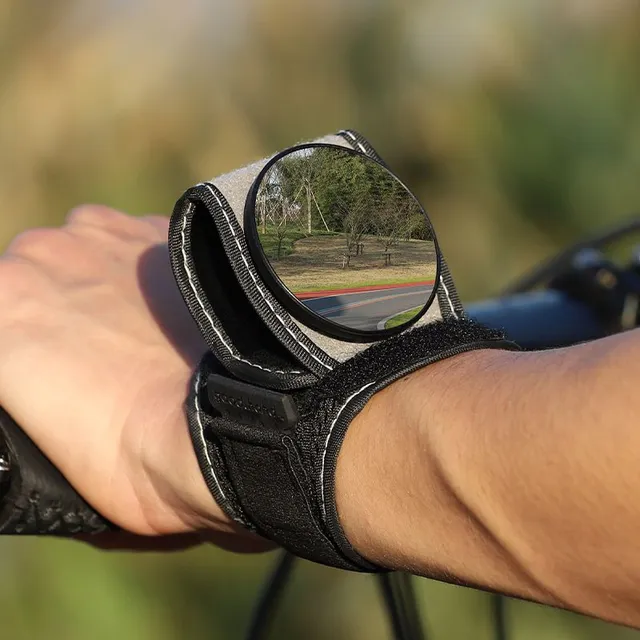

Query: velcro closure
185 320 519 571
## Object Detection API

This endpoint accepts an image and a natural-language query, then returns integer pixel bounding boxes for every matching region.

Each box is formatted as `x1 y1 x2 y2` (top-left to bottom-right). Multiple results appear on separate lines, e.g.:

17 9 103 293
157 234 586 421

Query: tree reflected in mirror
254 145 438 332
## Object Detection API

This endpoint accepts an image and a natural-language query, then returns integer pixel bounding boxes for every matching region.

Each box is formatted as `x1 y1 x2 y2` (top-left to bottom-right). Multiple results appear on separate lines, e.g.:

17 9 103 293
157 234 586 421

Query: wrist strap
186 319 518 571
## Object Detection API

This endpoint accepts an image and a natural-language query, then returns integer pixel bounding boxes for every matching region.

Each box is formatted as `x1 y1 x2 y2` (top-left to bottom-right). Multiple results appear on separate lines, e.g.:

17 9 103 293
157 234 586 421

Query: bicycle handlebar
467 288 607 349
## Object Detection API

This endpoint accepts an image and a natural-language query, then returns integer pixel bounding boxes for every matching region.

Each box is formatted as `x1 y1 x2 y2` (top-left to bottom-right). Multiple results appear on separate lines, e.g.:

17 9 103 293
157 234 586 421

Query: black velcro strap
186 356 370 570
187 319 519 571
220 438 365 570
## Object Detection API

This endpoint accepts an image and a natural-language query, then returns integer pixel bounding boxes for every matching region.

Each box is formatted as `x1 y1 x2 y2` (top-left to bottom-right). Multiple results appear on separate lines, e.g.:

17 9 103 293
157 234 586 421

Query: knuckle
66 204 122 227
67 205 159 243
6 228 68 259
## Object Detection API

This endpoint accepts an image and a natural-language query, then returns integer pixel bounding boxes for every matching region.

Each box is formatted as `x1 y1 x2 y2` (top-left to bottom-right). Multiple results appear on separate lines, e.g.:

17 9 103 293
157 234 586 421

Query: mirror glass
252 145 438 333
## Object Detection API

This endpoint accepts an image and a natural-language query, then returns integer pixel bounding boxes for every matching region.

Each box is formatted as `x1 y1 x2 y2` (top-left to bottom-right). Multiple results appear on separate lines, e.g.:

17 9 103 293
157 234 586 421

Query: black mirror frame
244 143 441 343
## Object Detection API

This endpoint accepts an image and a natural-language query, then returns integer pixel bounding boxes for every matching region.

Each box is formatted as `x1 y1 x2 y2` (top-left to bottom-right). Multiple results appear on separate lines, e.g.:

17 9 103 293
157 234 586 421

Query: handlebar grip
0 407 116 536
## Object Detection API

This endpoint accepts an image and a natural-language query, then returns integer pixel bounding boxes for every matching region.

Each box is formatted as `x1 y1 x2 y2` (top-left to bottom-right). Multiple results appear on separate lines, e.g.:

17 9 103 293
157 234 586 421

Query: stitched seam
439 274 460 319
338 131 456 323
193 369 228 504
319 382 375 518
180 214 298 375
282 436 318 526
202 182 333 372
338 129 368 154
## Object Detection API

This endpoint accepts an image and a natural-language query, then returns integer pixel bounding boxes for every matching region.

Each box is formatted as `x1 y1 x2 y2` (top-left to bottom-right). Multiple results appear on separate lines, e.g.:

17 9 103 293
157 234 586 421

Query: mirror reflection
253 145 438 332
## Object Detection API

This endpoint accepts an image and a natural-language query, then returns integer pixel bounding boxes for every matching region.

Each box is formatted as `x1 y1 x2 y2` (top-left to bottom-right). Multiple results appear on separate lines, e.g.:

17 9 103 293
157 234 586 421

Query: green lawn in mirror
257 227 437 293
385 306 423 330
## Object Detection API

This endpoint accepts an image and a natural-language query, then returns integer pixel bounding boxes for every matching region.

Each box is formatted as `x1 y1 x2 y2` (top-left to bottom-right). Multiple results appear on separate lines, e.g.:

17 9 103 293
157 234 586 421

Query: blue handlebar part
467 290 605 349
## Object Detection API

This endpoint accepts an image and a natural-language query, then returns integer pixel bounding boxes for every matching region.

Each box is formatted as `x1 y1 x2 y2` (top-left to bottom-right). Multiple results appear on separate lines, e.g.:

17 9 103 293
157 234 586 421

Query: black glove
168 130 517 571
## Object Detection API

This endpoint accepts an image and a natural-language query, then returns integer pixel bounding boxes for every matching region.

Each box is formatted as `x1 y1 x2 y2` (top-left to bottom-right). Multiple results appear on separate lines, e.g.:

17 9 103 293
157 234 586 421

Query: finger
6 228 77 263
66 205 163 243
66 205 130 229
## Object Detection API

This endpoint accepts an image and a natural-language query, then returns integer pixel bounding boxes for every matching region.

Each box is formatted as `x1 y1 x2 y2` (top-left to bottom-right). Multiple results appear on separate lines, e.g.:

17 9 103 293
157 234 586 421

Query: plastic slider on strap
207 374 299 431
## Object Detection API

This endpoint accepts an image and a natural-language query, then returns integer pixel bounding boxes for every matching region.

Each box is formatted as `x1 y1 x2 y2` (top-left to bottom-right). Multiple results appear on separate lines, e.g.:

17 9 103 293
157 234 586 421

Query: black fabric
194 184 336 376
437 256 466 320
169 198 314 391
338 129 387 165
186 321 518 571
0 407 116 536
172 128 520 572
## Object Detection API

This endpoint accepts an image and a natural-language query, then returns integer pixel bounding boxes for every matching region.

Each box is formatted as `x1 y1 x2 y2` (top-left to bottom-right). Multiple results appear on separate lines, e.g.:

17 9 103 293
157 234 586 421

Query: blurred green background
1 0 640 638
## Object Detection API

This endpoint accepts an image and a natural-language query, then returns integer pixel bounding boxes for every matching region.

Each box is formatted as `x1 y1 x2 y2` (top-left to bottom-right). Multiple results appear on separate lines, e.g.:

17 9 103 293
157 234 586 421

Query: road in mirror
253 145 437 332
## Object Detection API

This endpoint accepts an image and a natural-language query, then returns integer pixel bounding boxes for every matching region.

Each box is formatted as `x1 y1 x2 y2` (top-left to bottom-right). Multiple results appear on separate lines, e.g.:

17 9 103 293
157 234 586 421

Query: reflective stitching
202 182 333 372
193 369 228 505
337 131 459 323
180 214 299 375
319 382 375 519
319 276 460 518
338 131 459 322
338 129 368 154
439 275 460 319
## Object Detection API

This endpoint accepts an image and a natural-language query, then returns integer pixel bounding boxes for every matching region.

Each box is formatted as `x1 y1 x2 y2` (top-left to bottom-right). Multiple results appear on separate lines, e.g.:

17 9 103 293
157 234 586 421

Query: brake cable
246 552 295 640
246 553 427 640
379 573 426 640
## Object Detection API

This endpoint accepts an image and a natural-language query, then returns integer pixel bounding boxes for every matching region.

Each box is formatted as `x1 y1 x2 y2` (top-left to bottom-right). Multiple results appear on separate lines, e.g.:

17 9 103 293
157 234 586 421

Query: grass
257 229 308 260
295 276 433 293
260 231 437 293
385 306 423 329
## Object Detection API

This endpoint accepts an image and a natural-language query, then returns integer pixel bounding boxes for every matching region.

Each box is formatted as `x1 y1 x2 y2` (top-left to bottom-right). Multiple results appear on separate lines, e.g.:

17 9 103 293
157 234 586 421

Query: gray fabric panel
293 299 444 363
201 130 450 366
210 134 354 228
291 321 373 363
413 297 444 327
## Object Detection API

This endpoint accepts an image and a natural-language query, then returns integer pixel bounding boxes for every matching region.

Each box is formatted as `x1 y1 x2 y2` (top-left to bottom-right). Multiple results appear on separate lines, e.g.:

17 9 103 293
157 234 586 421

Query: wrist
125 364 273 552
150 393 230 533
334 348 548 595
129 365 236 536
335 350 488 564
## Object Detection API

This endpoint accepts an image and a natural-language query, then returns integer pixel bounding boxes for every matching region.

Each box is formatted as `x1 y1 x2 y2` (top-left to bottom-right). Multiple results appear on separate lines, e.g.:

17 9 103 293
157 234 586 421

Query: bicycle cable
502 215 640 294
492 593 508 640
382 573 427 640
246 553 426 640
245 552 296 640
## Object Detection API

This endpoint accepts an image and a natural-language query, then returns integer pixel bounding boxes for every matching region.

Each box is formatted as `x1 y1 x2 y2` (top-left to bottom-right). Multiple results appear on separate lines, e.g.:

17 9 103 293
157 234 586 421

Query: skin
0 206 264 552
337 330 640 626
2 206 639 625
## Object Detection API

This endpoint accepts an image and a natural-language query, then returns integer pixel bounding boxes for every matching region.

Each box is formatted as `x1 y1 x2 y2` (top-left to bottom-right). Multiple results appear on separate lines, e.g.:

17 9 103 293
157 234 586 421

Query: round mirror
246 144 439 340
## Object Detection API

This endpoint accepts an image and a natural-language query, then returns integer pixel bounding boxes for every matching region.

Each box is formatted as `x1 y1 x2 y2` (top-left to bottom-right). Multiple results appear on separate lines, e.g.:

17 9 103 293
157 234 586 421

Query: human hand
0 206 268 552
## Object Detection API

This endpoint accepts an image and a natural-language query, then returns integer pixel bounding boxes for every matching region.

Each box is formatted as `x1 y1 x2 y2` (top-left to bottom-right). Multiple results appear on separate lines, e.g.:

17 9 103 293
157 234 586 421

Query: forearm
336 330 640 626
